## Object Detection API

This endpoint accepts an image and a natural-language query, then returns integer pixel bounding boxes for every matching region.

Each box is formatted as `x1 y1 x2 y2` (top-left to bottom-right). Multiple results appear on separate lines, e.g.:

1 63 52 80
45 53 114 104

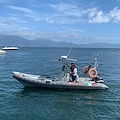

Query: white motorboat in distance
1 46 19 50
0 49 6 55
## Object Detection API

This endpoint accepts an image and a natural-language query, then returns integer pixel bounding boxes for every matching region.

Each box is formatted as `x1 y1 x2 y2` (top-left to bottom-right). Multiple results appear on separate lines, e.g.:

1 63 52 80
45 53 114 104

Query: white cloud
88 7 120 23
7 5 40 22
7 5 66 25
7 4 120 25
109 7 120 23
88 11 110 23
49 3 120 24
49 3 77 12
8 5 33 14
85 7 98 17
49 3 98 19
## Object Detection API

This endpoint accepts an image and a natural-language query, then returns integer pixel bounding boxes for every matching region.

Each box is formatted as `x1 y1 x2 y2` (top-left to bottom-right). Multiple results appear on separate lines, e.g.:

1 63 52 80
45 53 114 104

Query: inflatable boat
13 56 109 90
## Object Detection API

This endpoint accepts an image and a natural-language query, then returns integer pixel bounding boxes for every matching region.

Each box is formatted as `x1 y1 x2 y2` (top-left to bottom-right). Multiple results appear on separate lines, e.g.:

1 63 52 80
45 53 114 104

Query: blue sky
0 0 120 44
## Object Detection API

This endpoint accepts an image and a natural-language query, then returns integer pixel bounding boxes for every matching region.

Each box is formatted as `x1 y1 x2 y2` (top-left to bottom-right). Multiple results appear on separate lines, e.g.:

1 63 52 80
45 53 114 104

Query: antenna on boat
94 54 99 68
67 44 74 57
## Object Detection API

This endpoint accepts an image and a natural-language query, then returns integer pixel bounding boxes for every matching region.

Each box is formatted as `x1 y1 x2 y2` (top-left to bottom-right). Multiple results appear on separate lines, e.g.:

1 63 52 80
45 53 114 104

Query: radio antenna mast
67 44 74 57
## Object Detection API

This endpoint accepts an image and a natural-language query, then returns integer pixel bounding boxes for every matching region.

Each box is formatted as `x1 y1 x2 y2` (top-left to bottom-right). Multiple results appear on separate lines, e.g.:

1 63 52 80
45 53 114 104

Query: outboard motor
92 76 104 83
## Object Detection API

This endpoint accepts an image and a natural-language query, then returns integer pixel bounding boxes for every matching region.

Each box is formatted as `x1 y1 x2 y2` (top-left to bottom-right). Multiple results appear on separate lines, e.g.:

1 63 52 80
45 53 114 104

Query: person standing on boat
70 65 77 82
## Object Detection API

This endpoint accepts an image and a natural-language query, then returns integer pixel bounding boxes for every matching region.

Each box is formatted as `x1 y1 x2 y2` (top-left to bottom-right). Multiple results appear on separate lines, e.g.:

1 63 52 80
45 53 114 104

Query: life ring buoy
88 69 98 78
83 66 89 73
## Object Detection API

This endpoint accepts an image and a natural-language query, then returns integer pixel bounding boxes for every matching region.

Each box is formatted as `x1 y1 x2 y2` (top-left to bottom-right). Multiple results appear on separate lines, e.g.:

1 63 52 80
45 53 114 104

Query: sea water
0 47 120 120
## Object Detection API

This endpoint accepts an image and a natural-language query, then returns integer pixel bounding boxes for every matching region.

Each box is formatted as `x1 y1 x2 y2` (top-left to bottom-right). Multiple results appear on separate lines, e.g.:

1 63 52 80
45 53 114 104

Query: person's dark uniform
70 66 74 72
69 63 74 78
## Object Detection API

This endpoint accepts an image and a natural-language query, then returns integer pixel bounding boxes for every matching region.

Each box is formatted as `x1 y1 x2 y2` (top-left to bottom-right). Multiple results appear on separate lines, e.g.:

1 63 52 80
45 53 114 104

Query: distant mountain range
0 35 77 47
0 35 119 48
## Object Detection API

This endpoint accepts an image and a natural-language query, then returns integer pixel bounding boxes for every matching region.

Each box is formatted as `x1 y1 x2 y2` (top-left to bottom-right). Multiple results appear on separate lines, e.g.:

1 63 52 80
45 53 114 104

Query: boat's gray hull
13 72 108 90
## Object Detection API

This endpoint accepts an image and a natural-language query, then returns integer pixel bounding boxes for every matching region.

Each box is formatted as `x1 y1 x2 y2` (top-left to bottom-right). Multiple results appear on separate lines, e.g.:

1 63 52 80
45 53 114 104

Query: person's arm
66 63 70 67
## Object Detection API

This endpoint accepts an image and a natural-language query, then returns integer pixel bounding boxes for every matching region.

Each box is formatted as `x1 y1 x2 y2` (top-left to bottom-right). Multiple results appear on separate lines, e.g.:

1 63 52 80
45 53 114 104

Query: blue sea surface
0 47 120 120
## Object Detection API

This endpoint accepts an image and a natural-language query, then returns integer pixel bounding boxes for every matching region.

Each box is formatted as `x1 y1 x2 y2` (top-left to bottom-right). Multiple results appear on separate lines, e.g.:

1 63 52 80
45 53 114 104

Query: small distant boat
0 49 6 55
112 49 117 52
1 46 19 50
